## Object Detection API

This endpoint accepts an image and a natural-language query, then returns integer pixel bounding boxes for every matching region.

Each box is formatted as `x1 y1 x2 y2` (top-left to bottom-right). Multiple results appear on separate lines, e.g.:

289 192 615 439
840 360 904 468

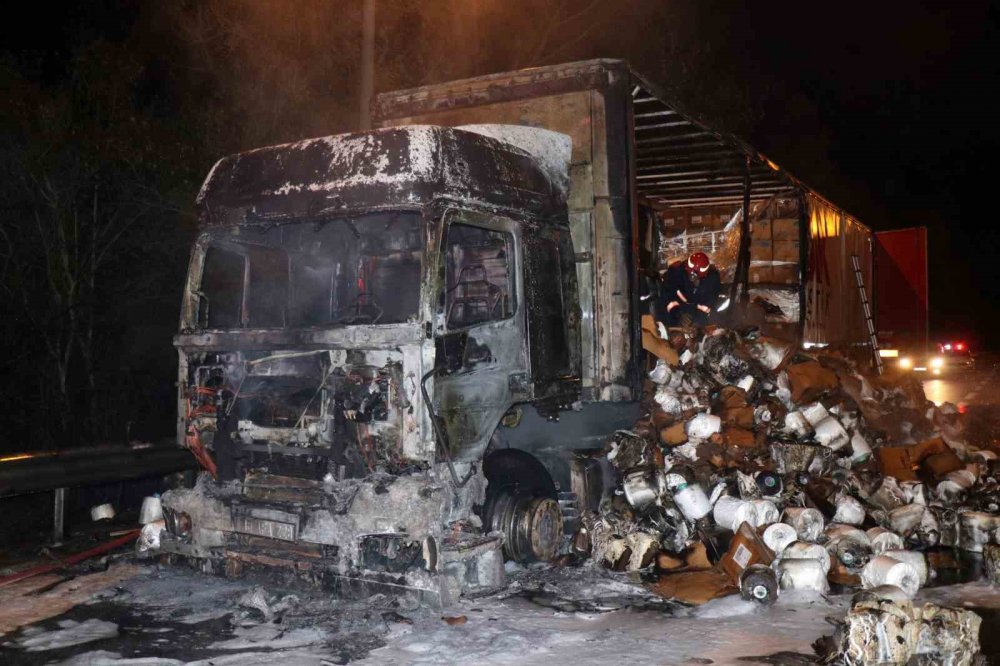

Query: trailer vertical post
739 156 752 306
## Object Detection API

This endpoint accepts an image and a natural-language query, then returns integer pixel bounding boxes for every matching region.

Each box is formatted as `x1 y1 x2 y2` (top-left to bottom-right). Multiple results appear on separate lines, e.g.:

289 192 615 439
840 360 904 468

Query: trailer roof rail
374 59 866 229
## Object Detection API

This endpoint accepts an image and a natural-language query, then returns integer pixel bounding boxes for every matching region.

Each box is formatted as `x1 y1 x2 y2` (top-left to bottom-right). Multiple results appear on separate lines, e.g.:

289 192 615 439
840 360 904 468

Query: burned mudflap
158 468 504 607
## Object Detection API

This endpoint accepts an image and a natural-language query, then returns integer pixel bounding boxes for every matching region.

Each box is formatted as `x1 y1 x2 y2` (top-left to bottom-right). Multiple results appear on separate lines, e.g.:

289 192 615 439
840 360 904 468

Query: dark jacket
658 261 722 314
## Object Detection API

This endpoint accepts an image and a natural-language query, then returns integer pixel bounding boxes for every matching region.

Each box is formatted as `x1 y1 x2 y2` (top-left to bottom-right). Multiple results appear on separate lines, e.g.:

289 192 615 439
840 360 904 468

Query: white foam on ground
208 624 329 651
53 649 181 665
14 618 118 652
688 594 760 619
356 592 851 666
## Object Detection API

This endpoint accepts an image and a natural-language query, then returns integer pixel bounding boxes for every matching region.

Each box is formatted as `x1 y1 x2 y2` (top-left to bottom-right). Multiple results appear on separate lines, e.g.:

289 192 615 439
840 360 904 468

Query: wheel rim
488 488 563 562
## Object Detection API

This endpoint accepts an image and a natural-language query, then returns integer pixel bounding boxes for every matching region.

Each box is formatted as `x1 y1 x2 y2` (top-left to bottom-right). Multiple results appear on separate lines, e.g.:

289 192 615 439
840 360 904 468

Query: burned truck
161 125 599 601
161 60 868 601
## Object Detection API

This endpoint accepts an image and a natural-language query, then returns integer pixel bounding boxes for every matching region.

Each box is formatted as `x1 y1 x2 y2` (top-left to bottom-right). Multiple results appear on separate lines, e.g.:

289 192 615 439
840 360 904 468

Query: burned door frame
522 223 582 405
431 207 529 462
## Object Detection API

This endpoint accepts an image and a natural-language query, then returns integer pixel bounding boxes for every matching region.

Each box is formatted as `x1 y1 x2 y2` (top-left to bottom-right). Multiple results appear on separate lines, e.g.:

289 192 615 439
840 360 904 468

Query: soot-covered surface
3 561 1000 664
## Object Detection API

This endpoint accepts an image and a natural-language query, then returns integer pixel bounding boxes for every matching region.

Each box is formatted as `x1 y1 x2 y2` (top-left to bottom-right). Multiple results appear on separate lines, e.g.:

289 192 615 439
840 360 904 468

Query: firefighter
657 251 721 328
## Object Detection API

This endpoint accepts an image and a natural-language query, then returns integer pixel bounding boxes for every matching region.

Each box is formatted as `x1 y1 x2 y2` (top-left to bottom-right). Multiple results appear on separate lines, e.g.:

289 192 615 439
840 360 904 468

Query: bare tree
509 0 607 69
0 44 181 446
154 0 368 149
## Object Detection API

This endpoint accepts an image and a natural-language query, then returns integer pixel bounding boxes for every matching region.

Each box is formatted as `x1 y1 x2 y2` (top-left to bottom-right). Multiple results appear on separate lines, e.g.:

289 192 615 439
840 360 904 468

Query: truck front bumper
158 470 504 606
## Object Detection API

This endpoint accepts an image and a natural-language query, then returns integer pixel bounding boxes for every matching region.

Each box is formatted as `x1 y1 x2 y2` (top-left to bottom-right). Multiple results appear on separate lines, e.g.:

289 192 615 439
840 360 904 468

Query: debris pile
831 594 982 666
579 321 997 621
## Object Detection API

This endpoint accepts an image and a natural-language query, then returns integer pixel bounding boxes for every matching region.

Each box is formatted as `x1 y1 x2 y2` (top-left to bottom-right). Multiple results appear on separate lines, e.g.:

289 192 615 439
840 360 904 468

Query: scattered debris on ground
4 325 1000 664
0 564 141 635
576 322 1000 662
831 595 981 665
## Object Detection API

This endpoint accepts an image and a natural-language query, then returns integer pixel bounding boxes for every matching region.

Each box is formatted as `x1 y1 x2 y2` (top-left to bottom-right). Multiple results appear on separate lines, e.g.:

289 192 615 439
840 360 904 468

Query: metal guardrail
0 445 196 543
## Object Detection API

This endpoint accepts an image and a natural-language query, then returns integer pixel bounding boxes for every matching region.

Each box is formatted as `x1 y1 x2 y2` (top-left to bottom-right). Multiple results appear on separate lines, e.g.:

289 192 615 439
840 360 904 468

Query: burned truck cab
161 126 580 602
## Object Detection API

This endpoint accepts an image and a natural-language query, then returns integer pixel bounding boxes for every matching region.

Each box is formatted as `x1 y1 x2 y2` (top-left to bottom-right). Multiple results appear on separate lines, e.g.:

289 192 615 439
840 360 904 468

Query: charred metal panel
373 60 632 126
803 194 874 347
160 466 496 602
175 323 424 352
243 472 354 507
568 210 597 395
492 402 641 490
522 225 581 402
431 210 529 462
196 127 561 229
375 64 637 402
358 533 431 573
589 86 636 401
163 468 487 570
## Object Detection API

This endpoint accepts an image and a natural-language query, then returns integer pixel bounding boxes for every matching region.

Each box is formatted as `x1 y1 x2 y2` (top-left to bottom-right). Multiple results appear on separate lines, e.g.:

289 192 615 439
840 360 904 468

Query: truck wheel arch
480 448 562 563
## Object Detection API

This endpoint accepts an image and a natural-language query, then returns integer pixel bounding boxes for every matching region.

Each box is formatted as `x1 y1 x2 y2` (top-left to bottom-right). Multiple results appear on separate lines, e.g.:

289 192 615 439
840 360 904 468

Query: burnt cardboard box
875 438 953 482
772 239 800 263
649 568 736 605
749 266 773 284
641 314 679 364
722 426 756 447
771 264 800 284
753 218 772 239
719 521 775 585
786 360 839 403
771 218 799 241
750 239 773 261
660 422 688 445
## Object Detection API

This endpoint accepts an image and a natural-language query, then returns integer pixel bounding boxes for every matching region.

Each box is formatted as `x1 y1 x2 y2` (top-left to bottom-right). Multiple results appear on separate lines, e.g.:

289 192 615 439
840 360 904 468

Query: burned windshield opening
198 211 422 329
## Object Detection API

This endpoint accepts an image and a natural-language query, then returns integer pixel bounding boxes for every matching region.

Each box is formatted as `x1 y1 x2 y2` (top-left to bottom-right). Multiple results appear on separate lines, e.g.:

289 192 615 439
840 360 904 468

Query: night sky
1 1 998 448
746 4 999 346
5 3 997 339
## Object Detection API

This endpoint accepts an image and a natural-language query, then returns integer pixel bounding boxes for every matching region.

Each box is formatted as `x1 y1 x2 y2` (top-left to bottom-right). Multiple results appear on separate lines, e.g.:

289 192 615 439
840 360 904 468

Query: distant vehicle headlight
899 357 913 370
930 357 944 369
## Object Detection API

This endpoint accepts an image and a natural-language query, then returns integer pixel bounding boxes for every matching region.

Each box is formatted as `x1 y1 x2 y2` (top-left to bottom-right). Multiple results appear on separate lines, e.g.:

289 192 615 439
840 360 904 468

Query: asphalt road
922 353 1000 408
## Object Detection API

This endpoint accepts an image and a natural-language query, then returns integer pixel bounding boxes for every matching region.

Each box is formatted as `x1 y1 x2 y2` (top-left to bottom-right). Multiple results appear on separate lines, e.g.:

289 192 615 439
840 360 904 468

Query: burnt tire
481 450 562 563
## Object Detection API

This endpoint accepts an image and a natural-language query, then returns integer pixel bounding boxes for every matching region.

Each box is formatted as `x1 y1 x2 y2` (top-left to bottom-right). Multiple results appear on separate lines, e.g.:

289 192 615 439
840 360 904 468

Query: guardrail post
53 487 66 544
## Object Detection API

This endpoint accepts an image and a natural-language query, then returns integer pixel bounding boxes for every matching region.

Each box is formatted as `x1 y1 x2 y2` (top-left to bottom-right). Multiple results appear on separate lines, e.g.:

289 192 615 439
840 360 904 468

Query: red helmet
686 252 711 278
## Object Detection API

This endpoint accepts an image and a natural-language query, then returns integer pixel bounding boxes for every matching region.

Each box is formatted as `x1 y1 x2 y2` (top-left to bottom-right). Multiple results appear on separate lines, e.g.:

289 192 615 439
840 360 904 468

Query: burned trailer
371 59 892 571
375 60 880 360
162 126 578 602
657 193 876 350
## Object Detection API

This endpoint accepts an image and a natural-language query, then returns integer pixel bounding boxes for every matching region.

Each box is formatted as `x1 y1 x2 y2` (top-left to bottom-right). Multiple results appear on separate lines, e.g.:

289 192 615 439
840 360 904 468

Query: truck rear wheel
482 450 563 563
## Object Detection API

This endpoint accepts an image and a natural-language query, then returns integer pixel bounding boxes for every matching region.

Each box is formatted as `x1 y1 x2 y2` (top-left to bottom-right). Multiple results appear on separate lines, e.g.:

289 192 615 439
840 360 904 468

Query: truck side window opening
246 245 288 328
201 247 244 329
443 223 516 329
524 235 571 377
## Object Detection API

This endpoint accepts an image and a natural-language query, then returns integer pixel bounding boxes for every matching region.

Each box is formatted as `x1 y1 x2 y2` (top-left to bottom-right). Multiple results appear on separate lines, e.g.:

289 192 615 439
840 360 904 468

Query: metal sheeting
803 194 873 347
629 75 795 208
874 228 929 351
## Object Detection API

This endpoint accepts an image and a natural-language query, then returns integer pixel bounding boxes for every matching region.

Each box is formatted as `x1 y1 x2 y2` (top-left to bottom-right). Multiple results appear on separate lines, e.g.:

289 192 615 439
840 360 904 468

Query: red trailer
874 227 934 372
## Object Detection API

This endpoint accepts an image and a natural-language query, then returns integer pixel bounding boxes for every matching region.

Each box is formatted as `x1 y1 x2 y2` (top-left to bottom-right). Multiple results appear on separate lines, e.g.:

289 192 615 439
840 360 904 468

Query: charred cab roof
196 126 564 228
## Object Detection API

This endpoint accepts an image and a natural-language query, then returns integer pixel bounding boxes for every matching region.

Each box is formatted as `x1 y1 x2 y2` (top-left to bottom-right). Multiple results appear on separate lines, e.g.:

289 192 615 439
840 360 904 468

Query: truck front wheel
481 450 563 563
